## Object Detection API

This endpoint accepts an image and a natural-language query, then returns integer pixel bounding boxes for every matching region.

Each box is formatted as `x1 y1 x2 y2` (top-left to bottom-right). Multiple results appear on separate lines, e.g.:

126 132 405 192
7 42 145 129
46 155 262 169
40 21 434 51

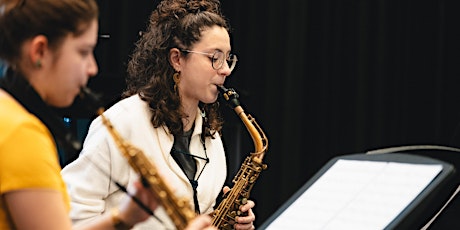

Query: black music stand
259 153 456 230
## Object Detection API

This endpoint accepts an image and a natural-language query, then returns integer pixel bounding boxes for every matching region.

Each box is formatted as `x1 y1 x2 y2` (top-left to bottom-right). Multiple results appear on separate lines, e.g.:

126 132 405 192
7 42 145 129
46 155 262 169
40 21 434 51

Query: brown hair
124 0 230 137
0 0 99 66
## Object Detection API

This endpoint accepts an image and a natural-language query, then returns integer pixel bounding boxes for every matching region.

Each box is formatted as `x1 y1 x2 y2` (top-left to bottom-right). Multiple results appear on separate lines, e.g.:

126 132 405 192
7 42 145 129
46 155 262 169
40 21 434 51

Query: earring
173 72 180 93
35 59 42 68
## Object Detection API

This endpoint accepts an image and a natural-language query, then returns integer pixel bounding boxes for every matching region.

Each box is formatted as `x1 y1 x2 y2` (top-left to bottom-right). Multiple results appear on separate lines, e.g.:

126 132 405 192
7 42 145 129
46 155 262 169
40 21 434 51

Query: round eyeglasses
181 50 238 72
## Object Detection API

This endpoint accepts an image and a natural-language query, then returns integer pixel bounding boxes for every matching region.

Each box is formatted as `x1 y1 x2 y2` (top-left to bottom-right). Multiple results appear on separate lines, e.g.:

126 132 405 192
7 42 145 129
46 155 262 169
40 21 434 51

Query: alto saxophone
79 87 196 230
213 86 269 229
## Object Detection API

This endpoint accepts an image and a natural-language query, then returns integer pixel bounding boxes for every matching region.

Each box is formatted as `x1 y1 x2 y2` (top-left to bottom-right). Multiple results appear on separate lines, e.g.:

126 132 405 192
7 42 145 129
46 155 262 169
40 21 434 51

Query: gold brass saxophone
79 87 196 230
213 86 269 229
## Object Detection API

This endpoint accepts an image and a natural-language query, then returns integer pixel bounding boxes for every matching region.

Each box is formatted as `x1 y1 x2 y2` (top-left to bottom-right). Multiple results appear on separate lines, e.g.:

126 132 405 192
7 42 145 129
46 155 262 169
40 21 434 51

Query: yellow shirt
0 90 70 229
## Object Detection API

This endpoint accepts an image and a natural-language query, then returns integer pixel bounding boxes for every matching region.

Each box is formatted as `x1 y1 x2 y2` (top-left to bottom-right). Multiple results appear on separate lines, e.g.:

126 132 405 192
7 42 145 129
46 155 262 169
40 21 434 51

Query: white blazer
61 94 227 230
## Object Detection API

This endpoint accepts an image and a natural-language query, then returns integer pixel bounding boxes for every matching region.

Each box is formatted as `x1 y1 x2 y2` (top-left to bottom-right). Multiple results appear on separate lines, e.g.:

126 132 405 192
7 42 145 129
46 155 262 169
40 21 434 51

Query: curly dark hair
123 0 230 138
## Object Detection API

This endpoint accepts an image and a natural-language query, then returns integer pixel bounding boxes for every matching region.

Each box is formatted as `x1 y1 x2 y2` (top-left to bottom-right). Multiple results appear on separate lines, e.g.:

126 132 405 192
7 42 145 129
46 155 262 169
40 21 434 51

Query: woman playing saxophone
61 0 256 229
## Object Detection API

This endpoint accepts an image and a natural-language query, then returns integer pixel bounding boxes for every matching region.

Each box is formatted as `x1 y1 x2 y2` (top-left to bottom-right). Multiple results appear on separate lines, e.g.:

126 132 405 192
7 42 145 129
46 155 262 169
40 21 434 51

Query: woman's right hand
117 178 159 227
185 215 217 230
117 178 217 230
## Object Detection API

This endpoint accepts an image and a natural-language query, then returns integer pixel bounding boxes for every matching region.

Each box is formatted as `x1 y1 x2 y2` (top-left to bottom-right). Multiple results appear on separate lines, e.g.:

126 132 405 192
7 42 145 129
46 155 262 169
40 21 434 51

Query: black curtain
220 1 460 227
67 0 460 227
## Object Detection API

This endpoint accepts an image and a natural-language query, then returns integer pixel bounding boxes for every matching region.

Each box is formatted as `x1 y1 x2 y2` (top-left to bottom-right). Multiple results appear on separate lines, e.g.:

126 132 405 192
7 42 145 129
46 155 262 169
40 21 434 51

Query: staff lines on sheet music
265 159 443 230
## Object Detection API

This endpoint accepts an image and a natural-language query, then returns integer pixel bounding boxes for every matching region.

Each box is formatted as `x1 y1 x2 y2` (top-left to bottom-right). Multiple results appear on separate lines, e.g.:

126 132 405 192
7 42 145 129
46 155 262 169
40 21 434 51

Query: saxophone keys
158 190 167 198
230 210 237 216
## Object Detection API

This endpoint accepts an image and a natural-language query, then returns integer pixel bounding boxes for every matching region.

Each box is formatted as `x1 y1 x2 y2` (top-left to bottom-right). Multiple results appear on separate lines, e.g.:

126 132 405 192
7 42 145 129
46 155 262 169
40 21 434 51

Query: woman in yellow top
0 0 215 229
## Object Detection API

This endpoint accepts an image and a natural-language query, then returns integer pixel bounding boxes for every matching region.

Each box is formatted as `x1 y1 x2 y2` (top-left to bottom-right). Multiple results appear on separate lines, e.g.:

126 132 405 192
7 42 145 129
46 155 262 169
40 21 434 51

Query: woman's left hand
222 186 256 230
235 199 256 230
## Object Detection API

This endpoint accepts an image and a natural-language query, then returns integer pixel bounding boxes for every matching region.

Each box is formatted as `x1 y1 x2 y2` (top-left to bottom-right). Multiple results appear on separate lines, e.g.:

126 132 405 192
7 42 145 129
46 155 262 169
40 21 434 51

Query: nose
218 61 232 76
88 54 98 77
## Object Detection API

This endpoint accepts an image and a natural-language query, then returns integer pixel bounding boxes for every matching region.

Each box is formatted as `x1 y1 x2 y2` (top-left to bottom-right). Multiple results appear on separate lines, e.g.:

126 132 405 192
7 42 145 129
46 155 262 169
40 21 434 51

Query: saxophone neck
78 86 105 113
218 85 268 162
246 115 268 163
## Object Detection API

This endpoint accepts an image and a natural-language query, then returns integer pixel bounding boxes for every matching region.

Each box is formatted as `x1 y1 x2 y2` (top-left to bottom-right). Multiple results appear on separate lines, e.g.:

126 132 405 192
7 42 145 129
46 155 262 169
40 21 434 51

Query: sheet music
264 159 443 230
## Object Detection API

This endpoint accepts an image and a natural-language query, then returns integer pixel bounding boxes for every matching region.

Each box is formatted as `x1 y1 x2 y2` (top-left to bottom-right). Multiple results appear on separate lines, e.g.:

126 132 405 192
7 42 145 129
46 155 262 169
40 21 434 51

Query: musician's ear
169 48 182 72
28 35 48 68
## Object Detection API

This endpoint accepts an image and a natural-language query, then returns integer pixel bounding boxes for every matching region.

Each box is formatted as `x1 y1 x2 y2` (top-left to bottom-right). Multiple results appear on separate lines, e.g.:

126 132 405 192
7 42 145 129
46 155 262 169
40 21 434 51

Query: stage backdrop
64 0 460 227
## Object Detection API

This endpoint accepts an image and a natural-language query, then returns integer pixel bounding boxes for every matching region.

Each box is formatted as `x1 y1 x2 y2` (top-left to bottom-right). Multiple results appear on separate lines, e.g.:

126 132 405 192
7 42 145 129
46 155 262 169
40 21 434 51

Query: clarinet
79 87 196 230
213 85 269 229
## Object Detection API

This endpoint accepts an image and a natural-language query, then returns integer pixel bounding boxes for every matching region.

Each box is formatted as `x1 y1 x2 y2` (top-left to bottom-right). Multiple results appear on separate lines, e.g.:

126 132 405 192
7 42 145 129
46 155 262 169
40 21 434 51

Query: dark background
67 0 460 228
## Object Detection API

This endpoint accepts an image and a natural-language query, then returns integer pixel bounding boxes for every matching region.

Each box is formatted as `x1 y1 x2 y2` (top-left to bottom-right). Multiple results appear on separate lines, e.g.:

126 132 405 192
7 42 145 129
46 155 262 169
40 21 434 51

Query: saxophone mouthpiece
217 85 240 109
79 86 105 115
217 85 227 94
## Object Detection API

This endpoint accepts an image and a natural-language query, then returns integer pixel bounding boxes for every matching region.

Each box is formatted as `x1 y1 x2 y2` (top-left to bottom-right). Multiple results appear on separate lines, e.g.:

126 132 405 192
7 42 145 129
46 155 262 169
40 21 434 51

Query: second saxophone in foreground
80 87 196 230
